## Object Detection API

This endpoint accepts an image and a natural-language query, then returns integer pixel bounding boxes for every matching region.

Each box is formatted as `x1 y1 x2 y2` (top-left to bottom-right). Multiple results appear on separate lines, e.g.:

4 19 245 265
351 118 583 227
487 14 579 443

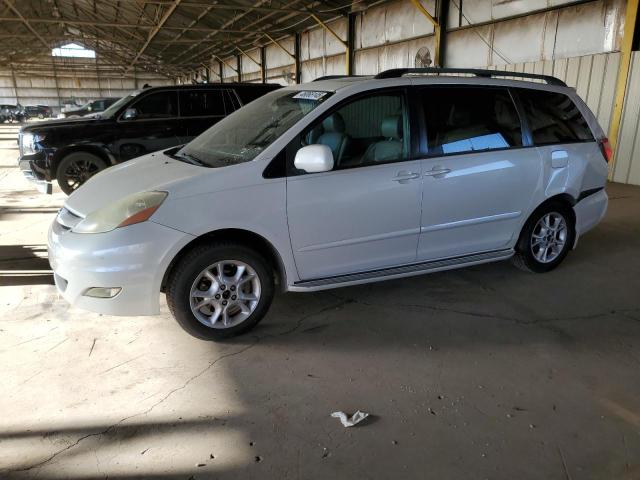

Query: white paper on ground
331 410 369 427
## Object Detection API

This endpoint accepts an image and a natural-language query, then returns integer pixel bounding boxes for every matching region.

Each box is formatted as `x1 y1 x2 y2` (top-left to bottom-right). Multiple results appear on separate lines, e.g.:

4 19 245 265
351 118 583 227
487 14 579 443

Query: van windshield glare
176 89 332 167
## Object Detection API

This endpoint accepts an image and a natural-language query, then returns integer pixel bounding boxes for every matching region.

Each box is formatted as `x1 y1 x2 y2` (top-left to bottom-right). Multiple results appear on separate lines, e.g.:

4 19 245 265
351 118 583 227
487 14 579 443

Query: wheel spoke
193 298 211 310
238 273 256 285
238 291 258 302
209 304 222 325
238 302 252 315
233 265 246 282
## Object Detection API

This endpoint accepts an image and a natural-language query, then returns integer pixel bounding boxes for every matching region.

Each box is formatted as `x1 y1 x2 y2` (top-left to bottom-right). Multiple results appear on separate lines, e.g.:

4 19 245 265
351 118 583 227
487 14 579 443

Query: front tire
512 201 575 273
166 243 275 340
56 152 107 195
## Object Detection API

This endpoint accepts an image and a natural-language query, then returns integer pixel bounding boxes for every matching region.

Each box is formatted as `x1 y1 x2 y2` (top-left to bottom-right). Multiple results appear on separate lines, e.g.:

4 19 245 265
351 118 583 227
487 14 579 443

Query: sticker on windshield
293 91 328 101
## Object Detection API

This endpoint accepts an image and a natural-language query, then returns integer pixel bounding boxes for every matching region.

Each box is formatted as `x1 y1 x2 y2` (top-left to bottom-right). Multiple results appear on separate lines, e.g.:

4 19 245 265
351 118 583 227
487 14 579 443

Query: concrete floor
1 122 639 480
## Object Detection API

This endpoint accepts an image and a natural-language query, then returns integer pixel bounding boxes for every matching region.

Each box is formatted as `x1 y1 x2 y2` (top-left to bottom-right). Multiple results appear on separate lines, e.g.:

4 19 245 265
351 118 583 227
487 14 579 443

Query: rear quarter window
516 89 593 145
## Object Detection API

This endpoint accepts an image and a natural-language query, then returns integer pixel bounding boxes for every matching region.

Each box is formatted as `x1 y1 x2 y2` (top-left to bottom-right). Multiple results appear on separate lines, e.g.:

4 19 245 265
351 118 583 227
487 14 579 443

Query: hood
20 116 107 132
64 151 203 217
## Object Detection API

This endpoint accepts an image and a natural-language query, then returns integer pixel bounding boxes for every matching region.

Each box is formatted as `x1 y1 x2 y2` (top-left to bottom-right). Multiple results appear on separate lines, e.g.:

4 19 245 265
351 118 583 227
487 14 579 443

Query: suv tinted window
179 89 226 117
129 91 178 119
422 87 523 155
516 89 592 145
303 91 408 169
235 86 278 105
224 90 241 111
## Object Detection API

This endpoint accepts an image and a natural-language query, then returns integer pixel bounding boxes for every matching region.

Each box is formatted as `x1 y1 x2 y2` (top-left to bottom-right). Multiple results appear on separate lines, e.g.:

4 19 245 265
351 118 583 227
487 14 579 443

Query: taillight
599 137 613 163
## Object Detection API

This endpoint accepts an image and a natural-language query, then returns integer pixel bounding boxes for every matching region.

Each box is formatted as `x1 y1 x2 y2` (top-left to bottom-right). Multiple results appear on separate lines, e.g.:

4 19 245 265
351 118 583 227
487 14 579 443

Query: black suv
18 83 280 194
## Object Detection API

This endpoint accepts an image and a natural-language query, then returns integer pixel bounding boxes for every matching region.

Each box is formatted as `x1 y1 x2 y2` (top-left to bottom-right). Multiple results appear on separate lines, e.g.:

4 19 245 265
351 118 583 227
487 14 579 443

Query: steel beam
608 0 639 173
264 33 295 60
2 1 50 49
237 46 261 68
310 13 348 74
128 0 181 69
410 0 443 66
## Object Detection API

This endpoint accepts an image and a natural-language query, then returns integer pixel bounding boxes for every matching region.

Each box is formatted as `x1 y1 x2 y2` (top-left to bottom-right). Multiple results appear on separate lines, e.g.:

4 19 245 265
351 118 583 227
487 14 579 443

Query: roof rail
313 75 368 82
373 67 566 86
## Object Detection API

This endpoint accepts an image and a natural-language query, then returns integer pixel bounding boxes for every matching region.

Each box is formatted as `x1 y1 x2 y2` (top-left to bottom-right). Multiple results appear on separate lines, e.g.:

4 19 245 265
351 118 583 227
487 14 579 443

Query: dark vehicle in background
24 105 52 119
62 98 119 118
1 104 26 123
18 83 281 195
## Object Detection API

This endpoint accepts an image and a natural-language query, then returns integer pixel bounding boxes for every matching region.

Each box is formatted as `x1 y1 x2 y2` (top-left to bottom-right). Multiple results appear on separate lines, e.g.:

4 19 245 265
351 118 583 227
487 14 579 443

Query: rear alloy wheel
167 243 274 340
512 201 575 273
57 152 107 195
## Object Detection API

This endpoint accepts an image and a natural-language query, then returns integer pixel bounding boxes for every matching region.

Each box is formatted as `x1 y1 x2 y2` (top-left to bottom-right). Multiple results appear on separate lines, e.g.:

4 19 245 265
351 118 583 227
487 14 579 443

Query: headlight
72 191 168 234
21 132 46 155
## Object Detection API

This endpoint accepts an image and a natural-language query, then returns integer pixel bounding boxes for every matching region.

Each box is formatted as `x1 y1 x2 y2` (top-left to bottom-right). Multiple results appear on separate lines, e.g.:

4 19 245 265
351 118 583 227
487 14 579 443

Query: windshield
99 93 138 119
176 89 332 167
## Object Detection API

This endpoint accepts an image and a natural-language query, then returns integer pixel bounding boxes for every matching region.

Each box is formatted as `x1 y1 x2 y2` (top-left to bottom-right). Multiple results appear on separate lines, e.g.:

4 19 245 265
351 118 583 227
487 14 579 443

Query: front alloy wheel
167 243 274 340
190 260 261 329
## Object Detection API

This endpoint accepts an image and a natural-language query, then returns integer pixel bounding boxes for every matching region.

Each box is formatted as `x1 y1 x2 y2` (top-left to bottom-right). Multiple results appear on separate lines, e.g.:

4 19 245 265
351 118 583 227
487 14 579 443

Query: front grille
55 207 82 232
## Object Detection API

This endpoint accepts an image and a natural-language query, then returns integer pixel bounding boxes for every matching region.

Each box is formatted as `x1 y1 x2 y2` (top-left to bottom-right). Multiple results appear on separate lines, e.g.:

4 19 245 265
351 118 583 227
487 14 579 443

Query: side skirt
289 249 514 292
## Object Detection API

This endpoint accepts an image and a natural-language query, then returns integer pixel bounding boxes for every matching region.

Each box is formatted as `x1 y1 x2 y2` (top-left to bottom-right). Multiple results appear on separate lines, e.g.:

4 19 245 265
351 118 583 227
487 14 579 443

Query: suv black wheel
57 152 107 195
512 201 575 273
166 243 275 340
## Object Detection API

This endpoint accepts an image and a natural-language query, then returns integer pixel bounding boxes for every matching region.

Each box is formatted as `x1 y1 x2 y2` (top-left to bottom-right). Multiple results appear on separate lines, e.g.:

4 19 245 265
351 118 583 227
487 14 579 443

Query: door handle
551 150 568 168
393 172 420 183
424 167 451 177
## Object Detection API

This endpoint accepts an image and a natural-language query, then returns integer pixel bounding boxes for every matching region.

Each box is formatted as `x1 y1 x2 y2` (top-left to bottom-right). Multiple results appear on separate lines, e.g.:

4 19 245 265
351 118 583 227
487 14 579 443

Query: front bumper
19 157 52 194
48 219 195 316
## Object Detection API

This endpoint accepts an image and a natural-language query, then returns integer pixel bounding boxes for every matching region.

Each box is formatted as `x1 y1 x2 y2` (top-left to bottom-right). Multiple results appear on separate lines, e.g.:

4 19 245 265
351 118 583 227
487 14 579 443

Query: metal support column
608 0 639 173
294 32 302 83
218 61 224 84
260 46 267 83
347 12 356 75
237 55 242 82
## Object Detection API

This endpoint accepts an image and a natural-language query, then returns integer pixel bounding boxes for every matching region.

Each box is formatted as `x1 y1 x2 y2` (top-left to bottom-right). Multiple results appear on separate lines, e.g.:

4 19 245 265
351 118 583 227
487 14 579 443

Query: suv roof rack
313 75 368 82
373 67 566 86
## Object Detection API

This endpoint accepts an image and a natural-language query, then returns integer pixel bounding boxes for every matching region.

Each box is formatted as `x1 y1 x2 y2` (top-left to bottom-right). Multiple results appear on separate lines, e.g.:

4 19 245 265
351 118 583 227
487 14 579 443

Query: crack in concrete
328 292 640 328
1 299 349 475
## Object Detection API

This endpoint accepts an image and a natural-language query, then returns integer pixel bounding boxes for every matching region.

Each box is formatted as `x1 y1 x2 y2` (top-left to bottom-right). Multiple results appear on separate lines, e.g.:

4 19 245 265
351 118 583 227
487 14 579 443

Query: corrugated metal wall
0 59 174 116
612 51 640 185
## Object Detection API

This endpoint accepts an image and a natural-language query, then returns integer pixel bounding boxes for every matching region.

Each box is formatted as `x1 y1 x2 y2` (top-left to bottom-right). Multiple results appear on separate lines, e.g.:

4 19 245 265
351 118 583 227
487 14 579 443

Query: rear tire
512 201 575 273
56 152 107 195
166 243 275 340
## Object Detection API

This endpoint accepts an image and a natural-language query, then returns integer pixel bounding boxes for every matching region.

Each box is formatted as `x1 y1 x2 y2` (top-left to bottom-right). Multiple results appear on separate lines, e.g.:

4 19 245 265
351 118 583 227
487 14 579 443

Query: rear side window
179 89 226 117
129 91 178 119
422 87 523 156
516 89 593 145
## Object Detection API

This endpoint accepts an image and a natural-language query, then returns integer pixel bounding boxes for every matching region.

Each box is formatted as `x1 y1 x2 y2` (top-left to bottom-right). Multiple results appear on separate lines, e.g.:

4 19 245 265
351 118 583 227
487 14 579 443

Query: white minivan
48 68 610 340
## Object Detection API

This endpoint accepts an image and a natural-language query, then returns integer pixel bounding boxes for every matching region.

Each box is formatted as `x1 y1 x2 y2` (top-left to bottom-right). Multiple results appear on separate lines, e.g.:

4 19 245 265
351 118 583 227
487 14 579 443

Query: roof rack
313 75 368 82
373 67 566 86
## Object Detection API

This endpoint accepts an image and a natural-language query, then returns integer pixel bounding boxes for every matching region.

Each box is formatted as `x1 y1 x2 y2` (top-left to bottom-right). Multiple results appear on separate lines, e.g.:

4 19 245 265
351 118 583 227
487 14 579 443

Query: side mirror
122 108 138 120
294 144 334 173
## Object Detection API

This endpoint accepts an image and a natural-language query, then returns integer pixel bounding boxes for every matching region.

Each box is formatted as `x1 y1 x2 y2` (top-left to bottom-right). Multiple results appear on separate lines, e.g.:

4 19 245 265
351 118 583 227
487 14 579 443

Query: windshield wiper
175 151 206 166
